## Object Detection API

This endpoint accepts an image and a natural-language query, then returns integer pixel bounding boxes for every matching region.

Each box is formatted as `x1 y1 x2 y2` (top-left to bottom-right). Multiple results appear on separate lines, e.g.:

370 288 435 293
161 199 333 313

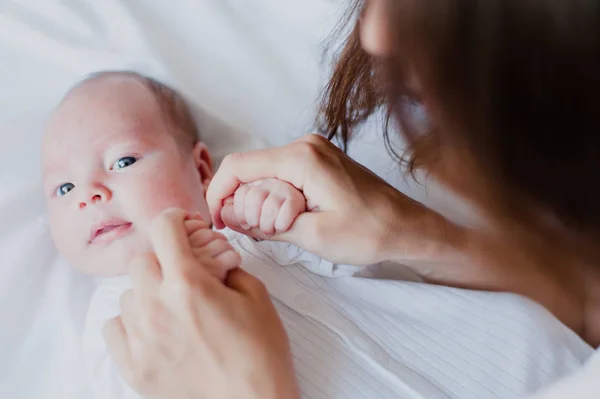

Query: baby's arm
225 178 306 239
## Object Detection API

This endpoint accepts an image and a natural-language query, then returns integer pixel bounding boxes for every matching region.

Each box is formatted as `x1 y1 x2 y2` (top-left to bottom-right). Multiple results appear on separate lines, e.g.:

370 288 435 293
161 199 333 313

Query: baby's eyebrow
41 165 63 180
41 167 67 188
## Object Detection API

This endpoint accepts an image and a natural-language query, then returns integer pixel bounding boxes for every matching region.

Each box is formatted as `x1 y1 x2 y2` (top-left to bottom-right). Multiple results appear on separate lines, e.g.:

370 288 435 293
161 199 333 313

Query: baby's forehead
42 78 168 165
57 76 159 119
46 77 164 137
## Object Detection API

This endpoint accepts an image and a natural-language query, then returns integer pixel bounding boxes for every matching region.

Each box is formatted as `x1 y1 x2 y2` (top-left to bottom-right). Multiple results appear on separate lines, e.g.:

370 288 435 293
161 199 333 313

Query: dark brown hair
321 0 600 265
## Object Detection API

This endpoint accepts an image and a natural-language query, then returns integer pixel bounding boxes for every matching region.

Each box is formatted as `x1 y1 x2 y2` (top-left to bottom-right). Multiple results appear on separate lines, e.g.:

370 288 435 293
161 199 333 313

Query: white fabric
83 231 592 399
0 1 594 398
526 350 600 398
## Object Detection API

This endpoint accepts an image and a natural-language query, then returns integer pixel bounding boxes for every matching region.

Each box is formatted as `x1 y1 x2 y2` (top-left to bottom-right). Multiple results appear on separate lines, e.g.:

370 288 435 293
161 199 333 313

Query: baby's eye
55 183 75 197
112 156 138 170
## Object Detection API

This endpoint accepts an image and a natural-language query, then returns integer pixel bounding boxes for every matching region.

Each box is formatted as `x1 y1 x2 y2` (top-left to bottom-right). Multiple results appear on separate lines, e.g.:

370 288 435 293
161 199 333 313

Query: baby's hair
72 70 199 149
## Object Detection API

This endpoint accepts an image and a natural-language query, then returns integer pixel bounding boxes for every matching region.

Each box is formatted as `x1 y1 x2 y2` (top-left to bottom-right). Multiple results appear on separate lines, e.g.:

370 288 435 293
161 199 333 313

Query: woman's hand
103 208 300 399
208 134 463 266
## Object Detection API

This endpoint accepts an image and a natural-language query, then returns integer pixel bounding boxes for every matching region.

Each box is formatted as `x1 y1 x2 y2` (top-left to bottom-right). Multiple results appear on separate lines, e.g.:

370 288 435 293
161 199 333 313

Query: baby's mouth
89 221 133 245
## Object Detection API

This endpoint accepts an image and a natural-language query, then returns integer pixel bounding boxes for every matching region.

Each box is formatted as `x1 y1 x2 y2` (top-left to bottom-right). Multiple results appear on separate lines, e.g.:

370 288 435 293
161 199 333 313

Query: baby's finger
193 236 232 259
150 208 210 284
214 250 242 272
188 225 221 249
220 203 242 230
274 197 306 234
219 216 271 241
244 187 269 228
234 185 250 230
259 194 283 236
184 218 211 236
193 237 240 281
207 145 306 229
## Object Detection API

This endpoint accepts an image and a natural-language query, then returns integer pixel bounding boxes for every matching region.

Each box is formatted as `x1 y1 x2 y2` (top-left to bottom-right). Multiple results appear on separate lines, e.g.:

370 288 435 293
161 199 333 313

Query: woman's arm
209 134 471 269
208 135 586 319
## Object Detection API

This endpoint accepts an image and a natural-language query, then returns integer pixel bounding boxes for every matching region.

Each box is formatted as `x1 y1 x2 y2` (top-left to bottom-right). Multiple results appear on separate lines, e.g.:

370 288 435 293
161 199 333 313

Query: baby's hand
224 178 306 239
184 215 241 281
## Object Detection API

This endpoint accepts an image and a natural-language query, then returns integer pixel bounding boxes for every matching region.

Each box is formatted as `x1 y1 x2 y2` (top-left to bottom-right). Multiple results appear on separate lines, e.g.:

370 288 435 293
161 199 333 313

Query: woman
104 0 600 398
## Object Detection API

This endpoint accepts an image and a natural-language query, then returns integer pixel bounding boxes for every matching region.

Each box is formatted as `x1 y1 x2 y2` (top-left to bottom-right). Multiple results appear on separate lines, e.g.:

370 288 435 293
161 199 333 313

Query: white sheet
0 1 593 398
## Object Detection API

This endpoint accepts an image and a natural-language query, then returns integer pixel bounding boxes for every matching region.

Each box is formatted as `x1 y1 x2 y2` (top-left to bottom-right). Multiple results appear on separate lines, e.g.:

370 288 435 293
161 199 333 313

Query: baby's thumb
220 201 241 230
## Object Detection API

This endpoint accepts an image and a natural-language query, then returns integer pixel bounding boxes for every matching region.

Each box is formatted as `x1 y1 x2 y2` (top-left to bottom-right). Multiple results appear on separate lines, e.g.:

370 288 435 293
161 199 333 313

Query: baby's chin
69 236 153 278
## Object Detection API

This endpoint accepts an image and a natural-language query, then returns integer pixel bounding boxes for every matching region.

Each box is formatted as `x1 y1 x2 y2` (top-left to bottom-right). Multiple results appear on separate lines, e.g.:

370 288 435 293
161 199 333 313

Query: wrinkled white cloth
526 349 600 398
83 230 592 399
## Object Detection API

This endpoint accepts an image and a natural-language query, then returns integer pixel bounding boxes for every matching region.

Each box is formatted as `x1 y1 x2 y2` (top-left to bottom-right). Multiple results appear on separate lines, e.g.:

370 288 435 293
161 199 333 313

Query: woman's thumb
271 212 331 257
150 208 207 282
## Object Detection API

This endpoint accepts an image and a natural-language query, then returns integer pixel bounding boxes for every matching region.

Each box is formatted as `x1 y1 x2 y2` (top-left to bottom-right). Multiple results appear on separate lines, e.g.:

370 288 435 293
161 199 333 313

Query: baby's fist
226 178 306 238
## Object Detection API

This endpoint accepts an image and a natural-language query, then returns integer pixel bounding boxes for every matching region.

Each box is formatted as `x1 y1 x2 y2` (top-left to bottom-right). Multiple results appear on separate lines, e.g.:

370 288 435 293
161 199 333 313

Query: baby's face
42 77 212 276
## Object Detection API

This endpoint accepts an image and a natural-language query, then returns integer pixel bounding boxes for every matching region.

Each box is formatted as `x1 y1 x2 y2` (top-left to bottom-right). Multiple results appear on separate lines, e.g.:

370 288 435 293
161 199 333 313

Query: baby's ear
192 142 213 191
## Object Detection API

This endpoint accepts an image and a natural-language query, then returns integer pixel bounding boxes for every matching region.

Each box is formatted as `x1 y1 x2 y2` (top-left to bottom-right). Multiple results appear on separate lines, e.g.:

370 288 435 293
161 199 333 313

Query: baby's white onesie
83 230 592 399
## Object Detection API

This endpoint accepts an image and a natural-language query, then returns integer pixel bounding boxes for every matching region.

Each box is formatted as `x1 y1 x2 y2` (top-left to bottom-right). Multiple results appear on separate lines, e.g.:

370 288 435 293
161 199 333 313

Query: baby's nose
79 185 112 209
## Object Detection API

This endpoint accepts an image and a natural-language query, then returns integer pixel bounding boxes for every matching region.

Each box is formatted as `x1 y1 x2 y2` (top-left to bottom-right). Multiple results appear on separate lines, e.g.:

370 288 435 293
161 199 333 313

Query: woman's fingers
150 208 211 284
105 210 300 399
118 289 140 339
129 252 162 300
225 267 269 300
103 316 134 379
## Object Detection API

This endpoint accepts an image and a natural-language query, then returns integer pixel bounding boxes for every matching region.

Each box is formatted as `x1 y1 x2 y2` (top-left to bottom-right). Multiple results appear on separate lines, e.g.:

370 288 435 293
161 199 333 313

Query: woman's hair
321 0 600 265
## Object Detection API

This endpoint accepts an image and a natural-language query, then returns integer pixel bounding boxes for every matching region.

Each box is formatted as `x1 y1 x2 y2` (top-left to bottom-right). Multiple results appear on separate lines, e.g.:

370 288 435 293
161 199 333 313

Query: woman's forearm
379 190 525 289
381 194 537 287
380 193 586 335
378 187 470 266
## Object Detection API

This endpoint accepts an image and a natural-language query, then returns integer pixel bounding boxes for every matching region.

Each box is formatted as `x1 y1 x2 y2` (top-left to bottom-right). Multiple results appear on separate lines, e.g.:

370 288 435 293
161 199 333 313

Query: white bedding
83 232 593 399
0 1 593 398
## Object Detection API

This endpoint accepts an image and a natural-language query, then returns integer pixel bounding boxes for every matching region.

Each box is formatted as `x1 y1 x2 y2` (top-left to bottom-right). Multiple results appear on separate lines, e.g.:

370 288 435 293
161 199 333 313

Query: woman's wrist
377 188 470 265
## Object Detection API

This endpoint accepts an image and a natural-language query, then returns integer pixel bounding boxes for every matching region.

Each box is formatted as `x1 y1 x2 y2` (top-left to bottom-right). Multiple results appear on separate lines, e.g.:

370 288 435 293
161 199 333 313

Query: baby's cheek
48 210 75 253
132 176 199 223
49 216 89 272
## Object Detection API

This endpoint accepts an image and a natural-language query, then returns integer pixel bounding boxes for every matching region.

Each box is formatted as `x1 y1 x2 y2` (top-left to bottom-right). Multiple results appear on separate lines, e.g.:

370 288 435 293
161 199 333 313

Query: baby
41 71 314 399
42 71 306 280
